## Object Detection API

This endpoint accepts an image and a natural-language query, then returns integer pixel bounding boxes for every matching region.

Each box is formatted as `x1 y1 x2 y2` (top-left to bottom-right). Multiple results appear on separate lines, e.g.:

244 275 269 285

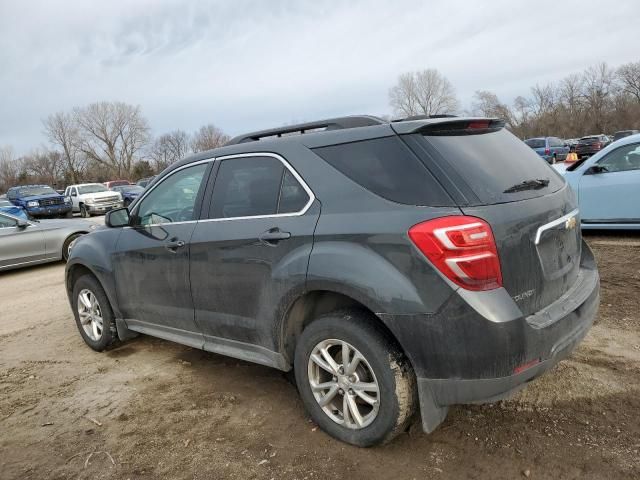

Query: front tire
294 310 417 447
80 204 90 218
72 274 118 351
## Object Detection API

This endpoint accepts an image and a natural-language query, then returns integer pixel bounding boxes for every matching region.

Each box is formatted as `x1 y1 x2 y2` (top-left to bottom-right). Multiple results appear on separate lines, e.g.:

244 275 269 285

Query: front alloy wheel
77 288 103 341
308 339 380 429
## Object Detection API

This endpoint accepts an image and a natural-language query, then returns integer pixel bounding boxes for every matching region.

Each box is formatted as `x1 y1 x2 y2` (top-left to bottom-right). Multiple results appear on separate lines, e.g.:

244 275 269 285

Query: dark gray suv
66 116 599 446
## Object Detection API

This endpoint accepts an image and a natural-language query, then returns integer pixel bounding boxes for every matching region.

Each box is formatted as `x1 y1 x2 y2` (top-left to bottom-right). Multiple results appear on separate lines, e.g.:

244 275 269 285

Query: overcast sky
1 0 638 155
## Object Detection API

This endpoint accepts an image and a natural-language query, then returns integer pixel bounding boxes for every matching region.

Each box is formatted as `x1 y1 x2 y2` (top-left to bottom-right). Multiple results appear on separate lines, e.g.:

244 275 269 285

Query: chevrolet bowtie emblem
565 217 577 230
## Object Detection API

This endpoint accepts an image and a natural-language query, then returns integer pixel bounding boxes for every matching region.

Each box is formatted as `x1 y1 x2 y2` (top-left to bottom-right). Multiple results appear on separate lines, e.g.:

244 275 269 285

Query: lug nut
338 366 344 374
348 389 354 396
332 376 337 382
338 389 344 395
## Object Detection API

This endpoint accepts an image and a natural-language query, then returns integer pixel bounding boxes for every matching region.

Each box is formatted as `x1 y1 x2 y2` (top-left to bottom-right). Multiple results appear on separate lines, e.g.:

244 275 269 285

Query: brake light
544 147 550 155
594 142 601 149
467 120 490 129
408 216 503 291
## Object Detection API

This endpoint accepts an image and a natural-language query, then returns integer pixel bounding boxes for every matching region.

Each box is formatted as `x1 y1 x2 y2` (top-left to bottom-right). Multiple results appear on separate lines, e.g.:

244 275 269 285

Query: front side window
136 163 208 226
209 156 309 219
598 143 640 173
0 214 18 228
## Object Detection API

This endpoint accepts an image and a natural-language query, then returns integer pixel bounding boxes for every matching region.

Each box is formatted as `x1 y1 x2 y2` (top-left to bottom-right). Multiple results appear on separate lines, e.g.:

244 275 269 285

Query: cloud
0 0 639 154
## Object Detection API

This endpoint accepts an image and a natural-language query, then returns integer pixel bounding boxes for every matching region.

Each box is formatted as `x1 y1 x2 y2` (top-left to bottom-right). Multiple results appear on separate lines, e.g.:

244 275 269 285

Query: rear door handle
165 239 186 252
259 228 291 246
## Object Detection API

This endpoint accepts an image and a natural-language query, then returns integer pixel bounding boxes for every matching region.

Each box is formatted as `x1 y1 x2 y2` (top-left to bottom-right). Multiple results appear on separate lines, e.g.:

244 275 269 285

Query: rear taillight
544 147 550 155
594 142 601 149
408 216 503 291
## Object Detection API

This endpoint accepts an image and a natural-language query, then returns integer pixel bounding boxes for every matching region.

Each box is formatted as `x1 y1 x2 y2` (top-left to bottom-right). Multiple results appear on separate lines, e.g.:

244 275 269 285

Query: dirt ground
1 231 639 480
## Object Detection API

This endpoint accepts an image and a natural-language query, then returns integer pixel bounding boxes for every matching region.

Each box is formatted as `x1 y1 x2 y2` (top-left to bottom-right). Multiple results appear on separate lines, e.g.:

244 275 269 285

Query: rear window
412 129 564 205
312 136 453 206
579 136 599 143
525 138 545 148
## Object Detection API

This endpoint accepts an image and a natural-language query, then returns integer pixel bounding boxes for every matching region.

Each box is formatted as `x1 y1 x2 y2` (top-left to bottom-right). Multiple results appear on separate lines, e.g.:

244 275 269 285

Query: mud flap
417 378 449 433
115 318 139 341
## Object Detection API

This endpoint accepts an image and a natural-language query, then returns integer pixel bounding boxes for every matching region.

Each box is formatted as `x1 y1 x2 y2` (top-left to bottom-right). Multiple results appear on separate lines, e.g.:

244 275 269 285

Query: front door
189 154 319 357
0 214 46 268
579 141 640 223
112 162 211 347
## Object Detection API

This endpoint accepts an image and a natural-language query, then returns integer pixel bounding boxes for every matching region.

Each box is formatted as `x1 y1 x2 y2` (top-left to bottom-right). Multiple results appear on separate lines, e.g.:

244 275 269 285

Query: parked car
575 135 611 158
0 197 29 220
524 136 569 163
6 185 72 218
612 130 640 142
0 210 96 271
110 184 144 207
562 133 640 229
136 176 156 188
66 115 599 447
64 183 123 218
104 180 132 189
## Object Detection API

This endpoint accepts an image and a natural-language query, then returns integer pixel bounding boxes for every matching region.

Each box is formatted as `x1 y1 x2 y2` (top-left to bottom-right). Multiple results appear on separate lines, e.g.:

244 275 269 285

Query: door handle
259 228 291 246
165 239 186 252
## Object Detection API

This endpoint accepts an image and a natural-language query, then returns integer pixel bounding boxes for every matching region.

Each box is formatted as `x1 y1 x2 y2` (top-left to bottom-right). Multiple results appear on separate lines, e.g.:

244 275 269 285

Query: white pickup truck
64 183 123 217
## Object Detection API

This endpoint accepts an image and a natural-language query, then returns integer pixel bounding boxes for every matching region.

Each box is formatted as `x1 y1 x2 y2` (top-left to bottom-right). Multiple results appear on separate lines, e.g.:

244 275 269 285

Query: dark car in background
136 176 156 188
524 137 569 164
110 184 145 207
576 135 611 158
613 130 640 142
6 185 72 218
66 115 599 447
104 180 132 189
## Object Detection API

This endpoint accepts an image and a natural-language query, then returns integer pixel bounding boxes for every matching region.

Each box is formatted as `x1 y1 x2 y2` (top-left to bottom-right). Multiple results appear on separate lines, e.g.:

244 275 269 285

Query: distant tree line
0 101 229 192
2 60 639 193
389 61 640 140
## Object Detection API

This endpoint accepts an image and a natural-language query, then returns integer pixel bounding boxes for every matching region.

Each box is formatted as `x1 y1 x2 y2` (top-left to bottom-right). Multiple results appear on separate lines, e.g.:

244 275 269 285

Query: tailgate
462 186 581 316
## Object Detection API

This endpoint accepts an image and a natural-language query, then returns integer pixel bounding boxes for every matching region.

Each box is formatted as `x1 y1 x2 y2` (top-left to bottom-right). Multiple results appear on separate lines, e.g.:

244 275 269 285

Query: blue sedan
110 184 145 208
562 133 640 230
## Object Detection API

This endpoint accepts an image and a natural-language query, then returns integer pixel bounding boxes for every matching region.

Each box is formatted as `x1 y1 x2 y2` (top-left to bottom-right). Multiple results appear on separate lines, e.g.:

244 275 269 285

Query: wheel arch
279 289 409 369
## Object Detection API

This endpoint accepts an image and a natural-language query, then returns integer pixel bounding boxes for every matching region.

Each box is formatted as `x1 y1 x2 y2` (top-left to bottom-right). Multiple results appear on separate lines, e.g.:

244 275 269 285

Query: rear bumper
379 241 600 432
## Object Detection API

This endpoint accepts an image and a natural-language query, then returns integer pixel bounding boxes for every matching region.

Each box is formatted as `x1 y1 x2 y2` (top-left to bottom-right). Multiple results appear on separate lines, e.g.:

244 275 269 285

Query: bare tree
22 149 63 187
617 61 640 103
149 130 191 171
0 146 21 192
471 90 515 126
191 124 229 153
42 111 83 184
389 69 459 117
581 63 616 132
74 101 150 178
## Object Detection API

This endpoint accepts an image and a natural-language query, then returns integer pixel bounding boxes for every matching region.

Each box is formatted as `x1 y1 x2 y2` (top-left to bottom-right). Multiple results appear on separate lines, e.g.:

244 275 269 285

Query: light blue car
561 133 640 230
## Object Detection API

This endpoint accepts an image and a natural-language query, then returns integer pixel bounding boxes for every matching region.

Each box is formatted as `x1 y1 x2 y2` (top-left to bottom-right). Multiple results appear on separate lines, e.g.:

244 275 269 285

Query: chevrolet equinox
66 115 600 446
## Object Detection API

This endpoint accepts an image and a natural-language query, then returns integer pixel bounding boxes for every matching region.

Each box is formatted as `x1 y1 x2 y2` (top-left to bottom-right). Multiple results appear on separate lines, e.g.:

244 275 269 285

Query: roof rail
391 114 458 122
225 115 386 145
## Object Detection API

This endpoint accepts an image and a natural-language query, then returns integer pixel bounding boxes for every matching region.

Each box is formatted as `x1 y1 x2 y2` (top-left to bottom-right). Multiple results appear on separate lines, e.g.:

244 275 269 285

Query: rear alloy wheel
72 274 118 351
295 311 417 447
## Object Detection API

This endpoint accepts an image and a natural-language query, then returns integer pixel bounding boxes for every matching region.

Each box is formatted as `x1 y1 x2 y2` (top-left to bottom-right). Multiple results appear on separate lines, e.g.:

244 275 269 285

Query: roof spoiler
225 115 386 145
391 118 505 136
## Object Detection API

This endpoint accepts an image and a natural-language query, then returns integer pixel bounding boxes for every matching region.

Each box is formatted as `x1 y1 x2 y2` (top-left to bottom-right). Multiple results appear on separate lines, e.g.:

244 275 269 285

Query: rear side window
413 129 565 205
525 138 545 148
312 137 452 206
209 156 310 219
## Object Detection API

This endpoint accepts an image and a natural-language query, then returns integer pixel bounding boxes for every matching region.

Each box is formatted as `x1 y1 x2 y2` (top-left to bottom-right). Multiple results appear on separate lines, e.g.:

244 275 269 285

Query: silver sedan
0 211 97 271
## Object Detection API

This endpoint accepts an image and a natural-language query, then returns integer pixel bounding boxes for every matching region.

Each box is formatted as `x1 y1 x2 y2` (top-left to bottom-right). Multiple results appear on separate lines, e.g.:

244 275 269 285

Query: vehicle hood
0 205 28 219
19 192 63 201
78 191 121 200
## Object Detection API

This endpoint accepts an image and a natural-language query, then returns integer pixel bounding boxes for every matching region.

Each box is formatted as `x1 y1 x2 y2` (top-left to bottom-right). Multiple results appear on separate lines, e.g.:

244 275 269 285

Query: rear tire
294 310 417 447
62 233 83 261
80 204 90 218
72 274 118 351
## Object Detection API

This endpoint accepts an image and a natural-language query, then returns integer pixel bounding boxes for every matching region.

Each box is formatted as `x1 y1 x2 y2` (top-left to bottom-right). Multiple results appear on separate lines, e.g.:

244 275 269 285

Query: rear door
189 154 319 354
0 213 46 268
579 141 640 223
401 122 579 316
112 162 211 347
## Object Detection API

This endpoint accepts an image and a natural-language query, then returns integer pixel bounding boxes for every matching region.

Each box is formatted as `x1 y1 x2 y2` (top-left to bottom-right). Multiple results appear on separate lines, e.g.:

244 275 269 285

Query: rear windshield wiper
503 178 550 193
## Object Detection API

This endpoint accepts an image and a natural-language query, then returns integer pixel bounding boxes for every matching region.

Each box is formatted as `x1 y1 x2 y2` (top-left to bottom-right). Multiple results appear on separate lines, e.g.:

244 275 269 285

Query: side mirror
16 219 29 229
585 165 607 175
105 207 130 228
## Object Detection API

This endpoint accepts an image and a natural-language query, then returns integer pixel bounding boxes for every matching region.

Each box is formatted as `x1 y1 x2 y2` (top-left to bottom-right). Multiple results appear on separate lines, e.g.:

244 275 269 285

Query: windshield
524 138 545 148
78 184 108 194
18 186 55 197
